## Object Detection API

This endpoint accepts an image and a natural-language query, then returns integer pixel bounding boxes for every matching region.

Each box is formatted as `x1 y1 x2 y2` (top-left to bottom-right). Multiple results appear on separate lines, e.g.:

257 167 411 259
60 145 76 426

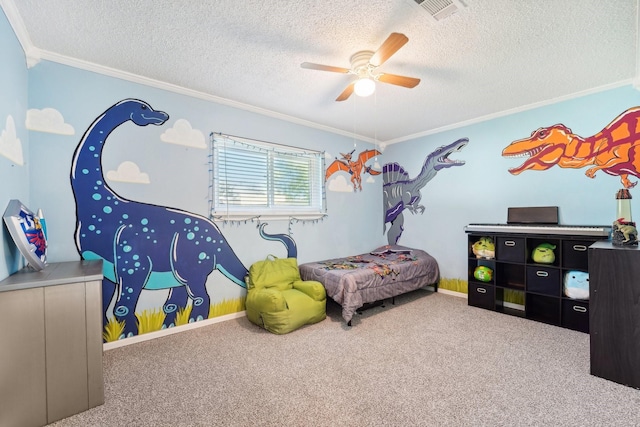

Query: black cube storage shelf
466 230 608 333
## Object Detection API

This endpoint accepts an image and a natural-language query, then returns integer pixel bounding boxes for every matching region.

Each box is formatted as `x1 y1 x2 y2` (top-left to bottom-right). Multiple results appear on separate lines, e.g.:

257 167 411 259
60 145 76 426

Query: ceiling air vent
407 0 467 22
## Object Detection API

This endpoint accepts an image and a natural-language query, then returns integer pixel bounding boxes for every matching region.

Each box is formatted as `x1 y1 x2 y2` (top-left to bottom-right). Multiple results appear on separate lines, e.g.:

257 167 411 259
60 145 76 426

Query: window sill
211 212 327 222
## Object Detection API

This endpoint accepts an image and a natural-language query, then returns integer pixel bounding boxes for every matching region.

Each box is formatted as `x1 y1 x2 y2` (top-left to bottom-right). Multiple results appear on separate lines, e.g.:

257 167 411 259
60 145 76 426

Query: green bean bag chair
246 256 326 334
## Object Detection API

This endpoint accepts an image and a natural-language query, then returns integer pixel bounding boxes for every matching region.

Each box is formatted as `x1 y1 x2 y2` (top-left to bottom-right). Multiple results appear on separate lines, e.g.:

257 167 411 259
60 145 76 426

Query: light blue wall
384 85 640 280
0 7 29 280
5 6 640 294
26 60 385 306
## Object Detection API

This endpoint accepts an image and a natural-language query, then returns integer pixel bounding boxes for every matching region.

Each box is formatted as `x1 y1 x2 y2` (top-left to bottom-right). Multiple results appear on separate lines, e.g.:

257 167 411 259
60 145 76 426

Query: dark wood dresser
589 241 640 389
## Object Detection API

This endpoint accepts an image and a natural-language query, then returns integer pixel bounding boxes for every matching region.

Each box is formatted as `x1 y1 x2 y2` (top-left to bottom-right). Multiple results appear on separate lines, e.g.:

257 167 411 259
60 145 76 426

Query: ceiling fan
301 32 420 102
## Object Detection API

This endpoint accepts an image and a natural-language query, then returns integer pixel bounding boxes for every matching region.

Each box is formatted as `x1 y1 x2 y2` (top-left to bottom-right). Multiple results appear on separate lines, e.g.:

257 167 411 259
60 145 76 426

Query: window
211 133 325 220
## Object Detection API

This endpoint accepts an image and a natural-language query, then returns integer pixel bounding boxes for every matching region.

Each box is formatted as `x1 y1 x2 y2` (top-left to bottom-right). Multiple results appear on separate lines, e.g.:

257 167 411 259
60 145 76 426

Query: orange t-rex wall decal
502 106 640 188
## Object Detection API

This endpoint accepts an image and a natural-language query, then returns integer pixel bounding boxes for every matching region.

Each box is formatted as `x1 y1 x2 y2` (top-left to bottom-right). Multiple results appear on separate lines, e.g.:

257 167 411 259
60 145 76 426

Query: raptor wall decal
326 149 381 191
502 107 640 189
383 138 468 245
71 99 296 338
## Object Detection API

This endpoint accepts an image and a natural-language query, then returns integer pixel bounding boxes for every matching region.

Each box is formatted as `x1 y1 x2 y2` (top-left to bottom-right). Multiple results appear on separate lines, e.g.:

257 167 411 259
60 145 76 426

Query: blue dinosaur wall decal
383 138 468 245
70 99 296 338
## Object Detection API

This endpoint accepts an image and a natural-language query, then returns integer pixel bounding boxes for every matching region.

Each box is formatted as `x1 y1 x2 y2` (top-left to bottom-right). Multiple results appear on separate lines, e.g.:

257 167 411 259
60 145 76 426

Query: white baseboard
436 288 468 298
103 311 247 351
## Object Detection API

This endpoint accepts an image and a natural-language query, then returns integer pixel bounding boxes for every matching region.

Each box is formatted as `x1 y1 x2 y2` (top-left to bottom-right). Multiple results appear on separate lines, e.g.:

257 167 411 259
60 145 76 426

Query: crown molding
4 0 633 146
385 79 634 146
1 0 374 143
34 49 638 148
0 0 41 67
36 48 375 145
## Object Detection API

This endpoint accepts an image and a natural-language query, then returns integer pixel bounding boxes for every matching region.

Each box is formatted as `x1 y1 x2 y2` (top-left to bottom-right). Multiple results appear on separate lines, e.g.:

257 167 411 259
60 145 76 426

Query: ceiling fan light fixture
301 34 418 101
354 77 376 97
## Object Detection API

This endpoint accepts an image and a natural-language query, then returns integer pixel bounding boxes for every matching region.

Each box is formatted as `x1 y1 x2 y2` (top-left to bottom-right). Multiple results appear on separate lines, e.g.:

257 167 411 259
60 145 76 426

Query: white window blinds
211 133 326 219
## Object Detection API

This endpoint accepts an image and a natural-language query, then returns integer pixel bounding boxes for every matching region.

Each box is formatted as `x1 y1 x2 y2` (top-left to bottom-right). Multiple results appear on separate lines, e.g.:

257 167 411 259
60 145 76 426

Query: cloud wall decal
160 119 206 148
106 161 150 184
0 115 24 165
26 108 75 135
327 175 354 192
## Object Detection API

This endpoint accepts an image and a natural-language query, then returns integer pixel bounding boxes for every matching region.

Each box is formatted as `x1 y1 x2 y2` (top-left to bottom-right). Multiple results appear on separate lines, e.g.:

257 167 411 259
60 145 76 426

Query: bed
298 245 440 325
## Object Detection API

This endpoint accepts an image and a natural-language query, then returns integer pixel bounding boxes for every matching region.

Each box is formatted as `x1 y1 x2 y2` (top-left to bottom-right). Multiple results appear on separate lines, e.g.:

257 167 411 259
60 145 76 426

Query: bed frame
299 245 440 325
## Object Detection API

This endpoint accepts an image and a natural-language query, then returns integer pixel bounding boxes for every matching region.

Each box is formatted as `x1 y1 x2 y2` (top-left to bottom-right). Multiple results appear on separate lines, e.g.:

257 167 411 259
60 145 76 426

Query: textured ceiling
6 0 639 143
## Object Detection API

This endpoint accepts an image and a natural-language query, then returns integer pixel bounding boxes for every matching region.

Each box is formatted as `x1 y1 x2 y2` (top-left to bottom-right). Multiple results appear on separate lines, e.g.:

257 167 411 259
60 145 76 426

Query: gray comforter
298 245 440 323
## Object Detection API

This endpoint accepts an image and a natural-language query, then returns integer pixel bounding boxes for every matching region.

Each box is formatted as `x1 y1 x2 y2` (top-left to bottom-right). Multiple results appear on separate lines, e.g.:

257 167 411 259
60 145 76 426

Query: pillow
370 245 412 255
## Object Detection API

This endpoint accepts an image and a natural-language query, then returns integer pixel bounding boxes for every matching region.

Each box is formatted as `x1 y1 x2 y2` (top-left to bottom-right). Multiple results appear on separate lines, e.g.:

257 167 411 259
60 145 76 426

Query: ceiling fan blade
301 62 351 73
369 33 409 67
336 82 355 101
377 73 421 88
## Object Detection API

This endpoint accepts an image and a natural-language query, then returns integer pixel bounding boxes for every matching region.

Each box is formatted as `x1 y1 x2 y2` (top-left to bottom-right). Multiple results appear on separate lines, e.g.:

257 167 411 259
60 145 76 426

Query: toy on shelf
3 199 47 270
612 188 638 246
532 243 556 264
612 219 638 246
472 236 495 259
564 270 589 299
473 265 493 282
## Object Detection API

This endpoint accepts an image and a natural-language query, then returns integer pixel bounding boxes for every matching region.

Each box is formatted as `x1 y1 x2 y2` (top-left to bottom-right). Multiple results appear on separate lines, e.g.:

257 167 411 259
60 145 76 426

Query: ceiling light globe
354 78 375 97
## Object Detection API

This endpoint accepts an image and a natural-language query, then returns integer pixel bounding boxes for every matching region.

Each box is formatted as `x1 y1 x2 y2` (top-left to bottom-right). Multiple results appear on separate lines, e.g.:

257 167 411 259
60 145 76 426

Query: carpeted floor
49 290 640 427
